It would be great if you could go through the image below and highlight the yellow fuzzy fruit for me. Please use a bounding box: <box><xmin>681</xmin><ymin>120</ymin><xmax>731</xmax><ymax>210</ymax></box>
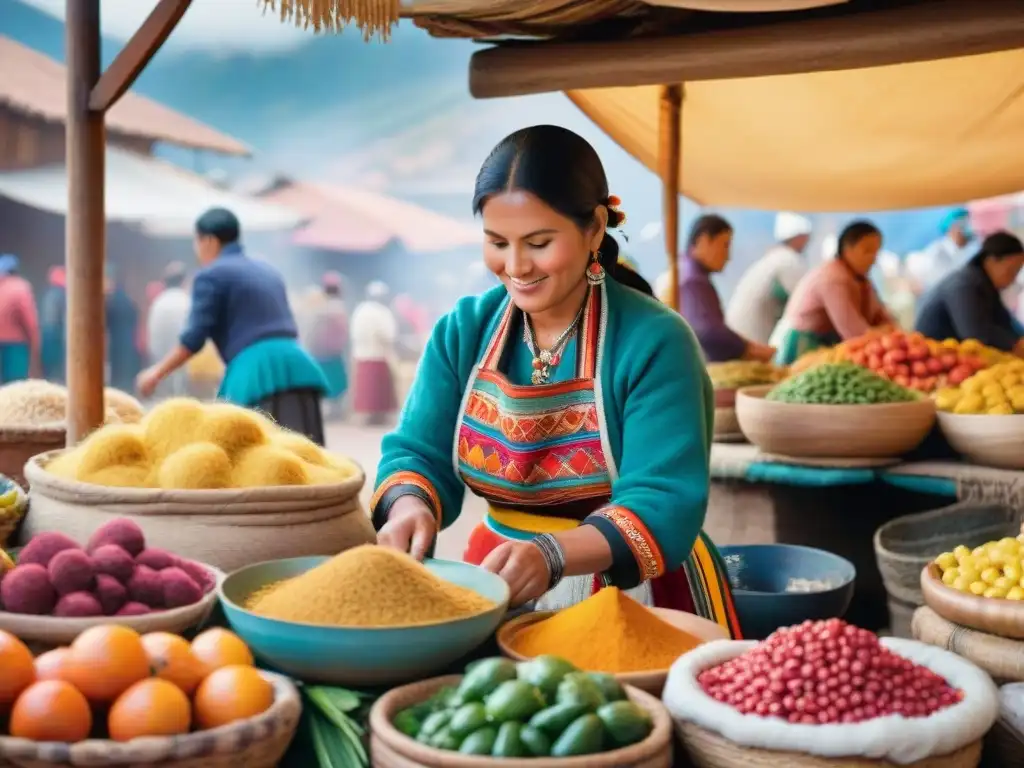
<box><xmin>1007</xmin><ymin>587</ymin><xmax>1024</xmax><ymax>600</ymax></box>
<box><xmin>994</xmin><ymin>576</ymin><xmax>1015</xmax><ymax>590</ymax></box>
<box><xmin>935</xmin><ymin>552</ymin><xmax>957</xmax><ymax>571</ymax></box>
<box><xmin>157</xmin><ymin>442</ymin><xmax>233</xmax><ymax>490</ymax></box>
<box><xmin>142</xmin><ymin>398</ymin><xmax>208</xmax><ymax>460</ymax></box>
<box><xmin>969</xmin><ymin>581</ymin><xmax>987</xmax><ymax>595</ymax></box>
<box><xmin>984</xmin><ymin>586</ymin><xmax>1008</xmax><ymax>599</ymax></box>
<box><xmin>980</xmin><ymin>567</ymin><xmax>1000</xmax><ymax>585</ymax></box>
<box><xmin>941</xmin><ymin>568</ymin><xmax>959</xmax><ymax>586</ymax></box>
<box><xmin>196</xmin><ymin>404</ymin><xmax>269</xmax><ymax>458</ymax></box>
<box><xmin>952</xmin><ymin>576</ymin><xmax>971</xmax><ymax>592</ymax></box>
<box><xmin>77</xmin><ymin>425</ymin><xmax>149</xmax><ymax>476</ymax></box>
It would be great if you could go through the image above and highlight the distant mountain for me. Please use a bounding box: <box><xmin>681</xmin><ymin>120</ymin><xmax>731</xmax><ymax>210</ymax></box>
<box><xmin>1</xmin><ymin>0</ymin><xmax>961</xmax><ymax>285</ymax></box>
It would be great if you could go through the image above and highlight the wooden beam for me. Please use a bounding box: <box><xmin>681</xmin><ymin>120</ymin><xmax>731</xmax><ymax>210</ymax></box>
<box><xmin>65</xmin><ymin>0</ymin><xmax>106</xmax><ymax>444</ymax></box>
<box><xmin>468</xmin><ymin>0</ymin><xmax>1024</xmax><ymax>98</ymax></box>
<box><xmin>89</xmin><ymin>0</ymin><xmax>193</xmax><ymax>113</ymax></box>
<box><xmin>660</xmin><ymin>85</ymin><xmax>682</xmax><ymax>312</ymax></box>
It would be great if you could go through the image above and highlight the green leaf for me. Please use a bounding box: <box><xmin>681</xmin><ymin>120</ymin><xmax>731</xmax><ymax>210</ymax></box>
<box><xmin>307</xmin><ymin>690</ymin><xmax>369</xmax><ymax>766</ymax></box>
<box><xmin>308</xmin><ymin>685</ymin><xmax>362</xmax><ymax>713</ymax></box>
<box><xmin>312</xmin><ymin>710</ymin><xmax>364</xmax><ymax>768</ymax></box>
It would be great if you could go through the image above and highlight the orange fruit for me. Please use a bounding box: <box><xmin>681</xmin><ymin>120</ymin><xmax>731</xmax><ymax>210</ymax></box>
<box><xmin>108</xmin><ymin>678</ymin><xmax>191</xmax><ymax>742</ymax></box>
<box><xmin>193</xmin><ymin>665</ymin><xmax>273</xmax><ymax>730</ymax></box>
<box><xmin>0</xmin><ymin>630</ymin><xmax>35</xmax><ymax>708</ymax></box>
<box><xmin>190</xmin><ymin>628</ymin><xmax>253</xmax><ymax>671</ymax></box>
<box><xmin>141</xmin><ymin>632</ymin><xmax>206</xmax><ymax>696</ymax></box>
<box><xmin>34</xmin><ymin>647</ymin><xmax>74</xmax><ymax>682</ymax></box>
<box><xmin>9</xmin><ymin>680</ymin><xmax>92</xmax><ymax>742</ymax></box>
<box><xmin>66</xmin><ymin>625</ymin><xmax>150</xmax><ymax>703</ymax></box>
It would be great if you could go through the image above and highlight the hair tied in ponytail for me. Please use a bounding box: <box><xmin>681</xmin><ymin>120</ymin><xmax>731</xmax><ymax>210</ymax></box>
<box><xmin>605</xmin><ymin>195</ymin><xmax>627</xmax><ymax>229</ymax></box>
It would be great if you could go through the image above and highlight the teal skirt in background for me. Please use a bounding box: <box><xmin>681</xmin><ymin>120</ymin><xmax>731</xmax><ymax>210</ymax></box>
<box><xmin>0</xmin><ymin>343</ymin><xmax>30</xmax><ymax>383</ymax></box>
<box><xmin>218</xmin><ymin>337</ymin><xmax>328</xmax><ymax>407</ymax></box>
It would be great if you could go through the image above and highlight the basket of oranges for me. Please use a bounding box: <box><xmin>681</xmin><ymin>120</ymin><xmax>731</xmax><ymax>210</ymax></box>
<box><xmin>0</xmin><ymin>625</ymin><xmax>300</xmax><ymax>768</ymax></box>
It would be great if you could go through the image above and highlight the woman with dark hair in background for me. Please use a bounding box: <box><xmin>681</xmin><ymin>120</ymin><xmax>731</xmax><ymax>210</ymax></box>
<box><xmin>373</xmin><ymin>125</ymin><xmax>740</xmax><ymax>635</ymax></box>
<box><xmin>136</xmin><ymin>207</ymin><xmax>329</xmax><ymax>444</ymax></box>
<box><xmin>679</xmin><ymin>215</ymin><xmax>775</xmax><ymax>363</ymax></box>
<box><xmin>774</xmin><ymin>220</ymin><xmax>896</xmax><ymax>365</ymax></box>
<box><xmin>915</xmin><ymin>231</ymin><xmax>1024</xmax><ymax>356</ymax></box>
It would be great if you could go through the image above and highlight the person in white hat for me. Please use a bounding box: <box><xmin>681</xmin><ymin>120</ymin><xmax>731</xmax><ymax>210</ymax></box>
<box><xmin>725</xmin><ymin>212</ymin><xmax>813</xmax><ymax>344</ymax></box>
<box><xmin>350</xmin><ymin>280</ymin><xmax>399</xmax><ymax>425</ymax></box>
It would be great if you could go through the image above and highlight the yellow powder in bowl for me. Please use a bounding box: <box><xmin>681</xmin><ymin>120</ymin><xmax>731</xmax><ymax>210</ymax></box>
<box><xmin>197</xmin><ymin>404</ymin><xmax>269</xmax><ymax>457</ymax></box>
<box><xmin>158</xmin><ymin>442</ymin><xmax>233</xmax><ymax>490</ymax></box>
<box><xmin>233</xmin><ymin>444</ymin><xmax>309</xmax><ymax>487</ymax></box>
<box><xmin>509</xmin><ymin>587</ymin><xmax>703</xmax><ymax>673</ymax></box>
<box><xmin>143</xmin><ymin>398</ymin><xmax>208</xmax><ymax>460</ymax></box>
<box><xmin>245</xmin><ymin>545</ymin><xmax>495</xmax><ymax>627</ymax></box>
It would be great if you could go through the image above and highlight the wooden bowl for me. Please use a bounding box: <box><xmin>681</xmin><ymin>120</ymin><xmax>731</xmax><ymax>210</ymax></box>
<box><xmin>936</xmin><ymin>412</ymin><xmax>1024</xmax><ymax>470</ymax></box>
<box><xmin>735</xmin><ymin>385</ymin><xmax>936</xmax><ymax>459</ymax></box>
<box><xmin>0</xmin><ymin>670</ymin><xmax>300</xmax><ymax>768</ymax></box>
<box><xmin>0</xmin><ymin>562</ymin><xmax>223</xmax><ymax>648</ymax></box>
<box><xmin>920</xmin><ymin>562</ymin><xmax>1024</xmax><ymax>640</ymax></box>
<box><xmin>496</xmin><ymin>607</ymin><xmax>728</xmax><ymax>697</ymax></box>
<box><xmin>369</xmin><ymin>674</ymin><xmax>673</xmax><ymax>768</ymax></box>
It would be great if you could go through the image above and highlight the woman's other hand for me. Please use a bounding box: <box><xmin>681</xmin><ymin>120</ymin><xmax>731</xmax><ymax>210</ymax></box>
<box><xmin>743</xmin><ymin>341</ymin><xmax>776</xmax><ymax>362</ymax></box>
<box><xmin>135</xmin><ymin>366</ymin><xmax>162</xmax><ymax>398</ymax></box>
<box><xmin>376</xmin><ymin>496</ymin><xmax>436</xmax><ymax>560</ymax></box>
<box><xmin>481</xmin><ymin>541</ymin><xmax>550</xmax><ymax>607</ymax></box>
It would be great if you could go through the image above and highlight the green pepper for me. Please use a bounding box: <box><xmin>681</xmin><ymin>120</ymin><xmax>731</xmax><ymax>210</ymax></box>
<box><xmin>459</xmin><ymin>726</ymin><xmax>498</xmax><ymax>755</ymax></box>
<box><xmin>448</xmin><ymin>702</ymin><xmax>488</xmax><ymax>740</ymax></box>
<box><xmin>392</xmin><ymin>708</ymin><xmax>422</xmax><ymax>738</ymax></box>
<box><xmin>587</xmin><ymin>672</ymin><xmax>626</xmax><ymax>702</ymax></box>
<box><xmin>484</xmin><ymin>680</ymin><xmax>546</xmax><ymax>723</ymax></box>
<box><xmin>519</xmin><ymin>725</ymin><xmax>553</xmax><ymax>756</ymax></box>
<box><xmin>455</xmin><ymin>658</ymin><xmax>517</xmax><ymax>703</ymax></box>
<box><xmin>492</xmin><ymin>721</ymin><xmax>530</xmax><ymax>757</ymax></box>
<box><xmin>555</xmin><ymin>672</ymin><xmax>605</xmax><ymax>709</ymax></box>
<box><xmin>528</xmin><ymin>703</ymin><xmax>589</xmax><ymax>737</ymax></box>
<box><xmin>550</xmin><ymin>713</ymin><xmax>605</xmax><ymax>757</ymax></box>
<box><xmin>516</xmin><ymin>655</ymin><xmax>577</xmax><ymax>699</ymax></box>
<box><xmin>416</xmin><ymin>711</ymin><xmax>451</xmax><ymax>743</ymax></box>
<box><xmin>597</xmin><ymin>700</ymin><xmax>653</xmax><ymax>746</ymax></box>
<box><xmin>429</xmin><ymin>726</ymin><xmax>461</xmax><ymax>751</ymax></box>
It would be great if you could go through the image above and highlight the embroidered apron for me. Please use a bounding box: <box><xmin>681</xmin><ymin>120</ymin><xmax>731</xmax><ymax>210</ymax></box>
<box><xmin>453</xmin><ymin>283</ymin><xmax>742</xmax><ymax>638</ymax></box>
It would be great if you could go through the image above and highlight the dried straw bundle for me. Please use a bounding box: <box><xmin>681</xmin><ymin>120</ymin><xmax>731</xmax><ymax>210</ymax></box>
<box><xmin>259</xmin><ymin>0</ymin><xmax>399</xmax><ymax>40</ymax></box>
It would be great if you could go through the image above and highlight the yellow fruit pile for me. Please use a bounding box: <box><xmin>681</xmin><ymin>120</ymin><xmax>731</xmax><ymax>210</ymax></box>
<box><xmin>45</xmin><ymin>398</ymin><xmax>360</xmax><ymax>490</ymax></box>
<box><xmin>934</xmin><ymin>359</ymin><xmax>1024</xmax><ymax>415</ymax></box>
<box><xmin>934</xmin><ymin>535</ymin><xmax>1024</xmax><ymax>599</ymax></box>
<box><xmin>706</xmin><ymin>361</ymin><xmax>787</xmax><ymax>389</ymax></box>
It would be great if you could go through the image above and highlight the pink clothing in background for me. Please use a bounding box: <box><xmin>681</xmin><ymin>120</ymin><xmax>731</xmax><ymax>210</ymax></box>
<box><xmin>393</xmin><ymin>294</ymin><xmax>429</xmax><ymax>335</ymax></box>
<box><xmin>48</xmin><ymin>266</ymin><xmax>66</xmax><ymax>289</ymax></box>
<box><xmin>0</xmin><ymin>276</ymin><xmax>40</xmax><ymax>349</ymax></box>
<box><xmin>784</xmin><ymin>258</ymin><xmax>893</xmax><ymax>340</ymax></box>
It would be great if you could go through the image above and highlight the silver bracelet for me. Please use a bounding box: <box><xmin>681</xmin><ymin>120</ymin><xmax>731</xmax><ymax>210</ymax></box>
<box><xmin>531</xmin><ymin>533</ymin><xmax>566</xmax><ymax>591</ymax></box>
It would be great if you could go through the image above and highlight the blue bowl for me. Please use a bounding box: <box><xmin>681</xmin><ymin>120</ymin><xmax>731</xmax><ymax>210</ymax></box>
<box><xmin>218</xmin><ymin>556</ymin><xmax>510</xmax><ymax>686</ymax></box>
<box><xmin>719</xmin><ymin>544</ymin><xmax>856</xmax><ymax>640</ymax></box>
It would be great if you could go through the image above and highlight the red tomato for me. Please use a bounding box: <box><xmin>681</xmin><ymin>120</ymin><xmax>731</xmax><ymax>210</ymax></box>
<box><xmin>882</xmin><ymin>363</ymin><xmax>897</xmax><ymax>377</ymax></box>
<box><xmin>939</xmin><ymin>353</ymin><xmax>958</xmax><ymax>369</ymax></box>
<box><xmin>867</xmin><ymin>354</ymin><xmax>883</xmax><ymax>370</ymax></box>
<box><xmin>850</xmin><ymin>351</ymin><xmax>867</xmax><ymax>366</ymax></box>
<box><xmin>947</xmin><ymin>365</ymin><xmax>972</xmax><ymax>385</ymax></box>
<box><xmin>894</xmin><ymin>375</ymin><xmax>911</xmax><ymax>387</ymax></box>
<box><xmin>876</xmin><ymin>369</ymin><xmax>891</xmax><ymax>380</ymax></box>
<box><xmin>880</xmin><ymin>336</ymin><xmax>898</xmax><ymax>351</ymax></box>
<box><xmin>926</xmin><ymin>358</ymin><xmax>945</xmax><ymax>374</ymax></box>
<box><xmin>922</xmin><ymin>377</ymin><xmax>937</xmax><ymax>391</ymax></box>
<box><xmin>911</xmin><ymin>361</ymin><xmax>929</xmax><ymax>377</ymax></box>
<box><xmin>895</xmin><ymin>363</ymin><xmax>911</xmax><ymax>377</ymax></box>
<box><xmin>864</xmin><ymin>341</ymin><xmax>883</xmax><ymax>357</ymax></box>
<box><xmin>907</xmin><ymin>345</ymin><xmax>929</xmax><ymax>362</ymax></box>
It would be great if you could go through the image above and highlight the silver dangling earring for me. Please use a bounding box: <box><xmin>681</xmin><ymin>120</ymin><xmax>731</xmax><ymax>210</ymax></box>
<box><xmin>586</xmin><ymin>251</ymin><xmax>606</xmax><ymax>286</ymax></box>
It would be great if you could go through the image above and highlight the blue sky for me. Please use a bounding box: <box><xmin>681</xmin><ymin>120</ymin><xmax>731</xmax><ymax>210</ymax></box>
<box><xmin>4</xmin><ymin>0</ymin><xmax>962</xmax><ymax>285</ymax></box>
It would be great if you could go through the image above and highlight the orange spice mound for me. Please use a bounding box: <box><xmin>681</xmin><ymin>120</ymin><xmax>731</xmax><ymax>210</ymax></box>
<box><xmin>510</xmin><ymin>587</ymin><xmax>702</xmax><ymax>673</ymax></box>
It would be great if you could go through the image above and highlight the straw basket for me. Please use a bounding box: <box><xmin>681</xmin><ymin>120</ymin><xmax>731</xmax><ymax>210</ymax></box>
<box><xmin>735</xmin><ymin>386</ymin><xmax>935</xmax><ymax>460</ymax></box>
<box><xmin>0</xmin><ymin>425</ymin><xmax>64</xmax><ymax>489</ymax></box>
<box><xmin>23</xmin><ymin>451</ymin><xmax>375</xmax><ymax>572</ymax></box>
<box><xmin>0</xmin><ymin>562</ymin><xmax>223</xmax><ymax>649</ymax></box>
<box><xmin>936</xmin><ymin>412</ymin><xmax>1024</xmax><ymax>470</ymax></box>
<box><xmin>911</xmin><ymin>607</ymin><xmax>1024</xmax><ymax>684</ymax></box>
<box><xmin>873</xmin><ymin>503</ymin><xmax>1024</xmax><ymax>638</ymax></box>
<box><xmin>920</xmin><ymin>563</ymin><xmax>1024</xmax><ymax>640</ymax></box>
<box><xmin>0</xmin><ymin>671</ymin><xmax>300</xmax><ymax>768</ymax></box>
<box><xmin>675</xmin><ymin>721</ymin><xmax>981</xmax><ymax>768</ymax></box>
<box><xmin>665</xmin><ymin>639</ymin><xmax>995</xmax><ymax>768</ymax></box>
<box><xmin>495</xmin><ymin>607</ymin><xmax>728</xmax><ymax>697</ymax></box>
<box><xmin>369</xmin><ymin>675</ymin><xmax>672</xmax><ymax>768</ymax></box>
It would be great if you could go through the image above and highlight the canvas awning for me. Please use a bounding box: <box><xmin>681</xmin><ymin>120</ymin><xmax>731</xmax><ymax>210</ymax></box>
<box><xmin>0</xmin><ymin>147</ymin><xmax>303</xmax><ymax>235</ymax></box>
<box><xmin>566</xmin><ymin>48</ymin><xmax>1024</xmax><ymax>211</ymax></box>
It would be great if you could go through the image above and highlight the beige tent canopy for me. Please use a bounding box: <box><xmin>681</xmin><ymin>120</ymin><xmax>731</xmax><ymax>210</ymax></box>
<box><xmin>567</xmin><ymin>48</ymin><xmax>1024</xmax><ymax>211</ymax></box>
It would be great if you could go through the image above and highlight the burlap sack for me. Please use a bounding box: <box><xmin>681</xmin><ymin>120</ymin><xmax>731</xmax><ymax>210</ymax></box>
<box><xmin>22</xmin><ymin>451</ymin><xmax>376</xmax><ymax>572</ymax></box>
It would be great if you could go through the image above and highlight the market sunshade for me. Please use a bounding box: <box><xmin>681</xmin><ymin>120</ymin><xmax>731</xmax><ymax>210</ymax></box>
<box><xmin>567</xmin><ymin>49</ymin><xmax>1024</xmax><ymax>212</ymax></box>
<box><xmin>0</xmin><ymin>147</ymin><xmax>303</xmax><ymax>235</ymax></box>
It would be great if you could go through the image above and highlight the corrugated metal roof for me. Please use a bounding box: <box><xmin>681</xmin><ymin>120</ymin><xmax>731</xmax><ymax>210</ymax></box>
<box><xmin>0</xmin><ymin>36</ymin><xmax>249</xmax><ymax>157</ymax></box>
<box><xmin>0</xmin><ymin>146</ymin><xmax>301</xmax><ymax>234</ymax></box>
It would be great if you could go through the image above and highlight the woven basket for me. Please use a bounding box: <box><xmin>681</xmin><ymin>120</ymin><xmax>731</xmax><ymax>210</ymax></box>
<box><xmin>676</xmin><ymin>721</ymin><xmax>982</xmax><ymax>768</ymax></box>
<box><xmin>0</xmin><ymin>426</ymin><xmax>65</xmax><ymax>489</ymax></box>
<box><xmin>0</xmin><ymin>670</ymin><xmax>300</xmax><ymax>768</ymax></box>
<box><xmin>0</xmin><ymin>562</ymin><xmax>223</xmax><ymax>650</ymax></box>
<box><xmin>23</xmin><ymin>451</ymin><xmax>375</xmax><ymax>572</ymax></box>
<box><xmin>911</xmin><ymin>607</ymin><xmax>1024</xmax><ymax>683</ymax></box>
<box><xmin>369</xmin><ymin>675</ymin><xmax>673</xmax><ymax>768</ymax></box>
<box><xmin>873</xmin><ymin>503</ymin><xmax>1024</xmax><ymax>636</ymax></box>
<box><xmin>495</xmin><ymin>608</ymin><xmax>728</xmax><ymax>698</ymax></box>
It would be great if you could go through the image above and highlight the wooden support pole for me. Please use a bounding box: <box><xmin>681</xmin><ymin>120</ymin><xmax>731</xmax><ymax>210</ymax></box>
<box><xmin>89</xmin><ymin>0</ymin><xmax>193</xmax><ymax>112</ymax></box>
<box><xmin>467</xmin><ymin>0</ymin><xmax>1024</xmax><ymax>99</ymax></box>
<box><xmin>65</xmin><ymin>0</ymin><xmax>106</xmax><ymax>445</ymax></box>
<box><xmin>660</xmin><ymin>85</ymin><xmax>682</xmax><ymax>312</ymax></box>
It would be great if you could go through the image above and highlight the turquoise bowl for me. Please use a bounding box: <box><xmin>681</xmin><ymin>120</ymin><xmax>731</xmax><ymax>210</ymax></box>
<box><xmin>218</xmin><ymin>556</ymin><xmax>510</xmax><ymax>686</ymax></box>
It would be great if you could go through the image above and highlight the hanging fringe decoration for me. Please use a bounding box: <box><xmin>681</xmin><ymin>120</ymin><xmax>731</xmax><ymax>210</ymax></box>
<box><xmin>259</xmin><ymin>0</ymin><xmax>400</xmax><ymax>41</ymax></box>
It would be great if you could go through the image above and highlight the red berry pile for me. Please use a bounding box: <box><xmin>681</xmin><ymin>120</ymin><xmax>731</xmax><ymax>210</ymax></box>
<box><xmin>698</xmin><ymin>619</ymin><xmax>964</xmax><ymax>725</ymax></box>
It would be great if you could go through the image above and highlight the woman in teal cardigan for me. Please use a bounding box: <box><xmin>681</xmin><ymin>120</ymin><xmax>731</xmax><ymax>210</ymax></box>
<box><xmin>373</xmin><ymin>125</ymin><xmax>740</xmax><ymax>637</ymax></box>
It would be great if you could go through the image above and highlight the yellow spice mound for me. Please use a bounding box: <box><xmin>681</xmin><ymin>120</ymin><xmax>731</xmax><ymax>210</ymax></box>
<box><xmin>233</xmin><ymin>444</ymin><xmax>309</xmax><ymax>487</ymax></box>
<box><xmin>196</xmin><ymin>404</ymin><xmax>269</xmax><ymax>457</ymax></box>
<box><xmin>142</xmin><ymin>398</ymin><xmax>208</xmax><ymax>460</ymax></box>
<box><xmin>158</xmin><ymin>442</ymin><xmax>233</xmax><ymax>490</ymax></box>
<box><xmin>246</xmin><ymin>545</ymin><xmax>495</xmax><ymax>627</ymax></box>
<box><xmin>46</xmin><ymin>398</ymin><xmax>360</xmax><ymax>491</ymax></box>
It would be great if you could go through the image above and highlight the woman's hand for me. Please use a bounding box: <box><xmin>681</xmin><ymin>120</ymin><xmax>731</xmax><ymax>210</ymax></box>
<box><xmin>376</xmin><ymin>497</ymin><xmax>436</xmax><ymax>560</ymax></box>
<box><xmin>135</xmin><ymin>366</ymin><xmax>162</xmax><ymax>398</ymax></box>
<box><xmin>481</xmin><ymin>541</ymin><xmax>551</xmax><ymax>608</ymax></box>
<box><xmin>743</xmin><ymin>341</ymin><xmax>776</xmax><ymax>362</ymax></box>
